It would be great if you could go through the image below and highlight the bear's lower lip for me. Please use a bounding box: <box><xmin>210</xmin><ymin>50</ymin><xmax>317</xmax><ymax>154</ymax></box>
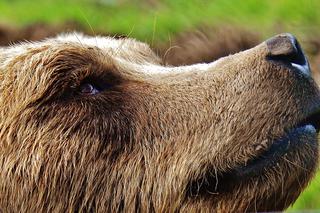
<box><xmin>230</xmin><ymin>124</ymin><xmax>317</xmax><ymax>178</ymax></box>
<box><xmin>224</xmin><ymin>109</ymin><xmax>320</xmax><ymax>179</ymax></box>
<box><xmin>187</xmin><ymin>111</ymin><xmax>320</xmax><ymax>197</ymax></box>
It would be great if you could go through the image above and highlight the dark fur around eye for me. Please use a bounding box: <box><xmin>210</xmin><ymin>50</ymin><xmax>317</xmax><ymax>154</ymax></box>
<box><xmin>78</xmin><ymin>77</ymin><xmax>114</xmax><ymax>95</ymax></box>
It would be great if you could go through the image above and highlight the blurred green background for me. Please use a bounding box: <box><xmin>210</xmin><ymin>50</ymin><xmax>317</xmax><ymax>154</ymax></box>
<box><xmin>1</xmin><ymin>0</ymin><xmax>320</xmax><ymax>42</ymax></box>
<box><xmin>0</xmin><ymin>0</ymin><xmax>319</xmax><ymax>211</ymax></box>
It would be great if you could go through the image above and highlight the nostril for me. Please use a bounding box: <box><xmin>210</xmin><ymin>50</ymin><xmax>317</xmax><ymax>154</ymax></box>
<box><xmin>266</xmin><ymin>33</ymin><xmax>306</xmax><ymax>66</ymax></box>
<box><xmin>266</xmin><ymin>33</ymin><xmax>310</xmax><ymax>75</ymax></box>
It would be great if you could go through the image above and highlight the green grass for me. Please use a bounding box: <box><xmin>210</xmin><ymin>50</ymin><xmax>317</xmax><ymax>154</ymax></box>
<box><xmin>0</xmin><ymin>0</ymin><xmax>320</xmax><ymax>43</ymax></box>
<box><xmin>0</xmin><ymin>0</ymin><xmax>320</xmax><ymax>210</ymax></box>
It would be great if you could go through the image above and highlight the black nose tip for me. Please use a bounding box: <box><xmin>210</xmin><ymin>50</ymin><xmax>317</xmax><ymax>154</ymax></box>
<box><xmin>266</xmin><ymin>33</ymin><xmax>309</xmax><ymax>74</ymax></box>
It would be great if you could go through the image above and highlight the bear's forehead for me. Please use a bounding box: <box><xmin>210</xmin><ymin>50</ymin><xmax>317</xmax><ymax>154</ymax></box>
<box><xmin>0</xmin><ymin>33</ymin><xmax>163</xmax><ymax>71</ymax></box>
<box><xmin>0</xmin><ymin>33</ymin><xmax>224</xmax><ymax>76</ymax></box>
<box><xmin>1</xmin><ymin>33</ymin><xmax>150</xmax><ymax>59</ymax></box>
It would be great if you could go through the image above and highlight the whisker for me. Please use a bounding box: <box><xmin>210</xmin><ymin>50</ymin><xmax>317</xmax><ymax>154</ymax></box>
<box><xmin>73</xmin><ymin>32</ymin><xmax>84</xmax><ymax>48</ymax></box>
<box><xmin>78</xmin><ymin>8</ymin><xmax>98</xmax><ymax>46</ymax></box>
<box><xmin>281</xmin><ymin>156</ymin><xmax>310</xmax><ymax>172</ymax></box>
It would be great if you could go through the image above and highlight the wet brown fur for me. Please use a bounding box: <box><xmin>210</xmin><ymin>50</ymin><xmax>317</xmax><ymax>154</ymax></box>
<box><xmin>0</xmin><ymin>33</ymin><xmax>319</xmax><ymax>212</ymax></box>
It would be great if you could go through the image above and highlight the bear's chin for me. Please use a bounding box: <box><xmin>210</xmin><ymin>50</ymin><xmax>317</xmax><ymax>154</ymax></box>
<box><xmin>229</xmin><ymin>124</ymin><xmax>318</xmax><ymax>179</ymax></box>
<box><xmin>186</xmin><ymin>113</ymin><xmax>320</xmax><ymax>210</ymax></box>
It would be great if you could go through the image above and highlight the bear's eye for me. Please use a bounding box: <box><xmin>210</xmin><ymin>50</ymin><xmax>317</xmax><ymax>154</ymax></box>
<box><xmin>76</xmin><ymin>74</ymin><xmax>117</xmax><ymax>96</ymax></box>
<box><xmin>79</xmin><ymin>83</ymin><xmax>100</xmax><ymax>95</ymax></box>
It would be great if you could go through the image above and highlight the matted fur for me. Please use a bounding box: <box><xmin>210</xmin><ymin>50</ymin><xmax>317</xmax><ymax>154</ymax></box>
<box><xmin>0</xmin><ymin>33</ymin><xmax>319</xmax><ymax>212</ymax></box>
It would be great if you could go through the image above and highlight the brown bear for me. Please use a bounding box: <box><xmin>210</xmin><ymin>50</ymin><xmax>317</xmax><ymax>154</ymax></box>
<box><xmin>0</xmin><ymin>33</ymin><xmax>319</xmax><ymax>212</ymax></box>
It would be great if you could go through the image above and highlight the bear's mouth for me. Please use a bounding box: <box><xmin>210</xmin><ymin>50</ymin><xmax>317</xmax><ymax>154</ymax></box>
<box><xmin>187</xmin><ymin>109</ymin><xmax>320</xmax><ymax>197</ymax></box>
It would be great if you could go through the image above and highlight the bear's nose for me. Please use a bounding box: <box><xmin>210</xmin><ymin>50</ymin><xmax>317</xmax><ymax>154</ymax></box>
<box><xmin>266</xmin><ymin>33</ymin><xmax>310</xmax><ymax>76</ymax></box>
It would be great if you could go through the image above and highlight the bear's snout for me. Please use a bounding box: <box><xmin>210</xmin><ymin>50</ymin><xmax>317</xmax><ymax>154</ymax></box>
<box><xmin>266</xmin><ymin>33</ymin><xmax>310</xmax><ymax>76</ymax></box>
